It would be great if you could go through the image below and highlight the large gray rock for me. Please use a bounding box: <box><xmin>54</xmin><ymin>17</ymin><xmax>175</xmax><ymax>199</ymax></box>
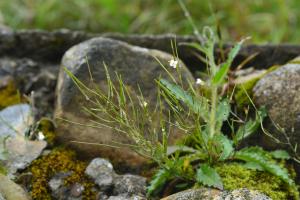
<box><xmin>161</xmin><ymin>188</ymin><xmax>271</xmax><ymax>200</ymax></box>
<box><xmin>0</xmin><ymin>104</ymin><xmax>32</xmax><ymax>137</ymax></box>
<box><xmin>0</xmin><ymin>104</ymin><xmax>47</xmax><ymax>178</ymax></box>
<box><xmin>55</xmin><ymin>37</ymin><xmax>194</xmax><ymax>167</ymax></box>
<box><xmin>253</xmin><ymin>57</ymin><xmax>300</xmax><ymax>151</ymax></box>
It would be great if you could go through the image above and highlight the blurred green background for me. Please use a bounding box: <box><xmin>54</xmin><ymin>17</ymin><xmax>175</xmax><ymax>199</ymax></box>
<box><xmin>0</xmin><ymin>0</ymin><xmax>299</xmax><ymax>43</ymax></box>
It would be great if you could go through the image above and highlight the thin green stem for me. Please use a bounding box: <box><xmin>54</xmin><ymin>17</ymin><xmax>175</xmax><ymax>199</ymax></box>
<box><xmin>209</xmin><ymin>85</ymin><xmax>218</xmax><ymax>138</ymax></box>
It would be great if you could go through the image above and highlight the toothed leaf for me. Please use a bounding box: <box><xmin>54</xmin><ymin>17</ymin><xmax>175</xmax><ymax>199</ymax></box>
<box><xmin>147</xmin><ymin>168</ymin><xmax>170</xmax><ymax>197</ymax></box>
<box><xmin>235</xmin><ymin>147</ymin><xmax>295</xmax><ymax>186</ymax></box>
<box><xmin>196</xmin><ymin>164</ymin><xmax>223</xmax><ymax>190</ymax></box>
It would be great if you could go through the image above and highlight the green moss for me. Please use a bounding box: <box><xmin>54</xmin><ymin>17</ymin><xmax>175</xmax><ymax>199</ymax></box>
<box><xmin>215</xmin><ymin>163</ymin><xmax>299</xmax><ymax>200</ymax></box>
<box><xmin>235</xmin><ymin>65</ymin><xmax>280</xmax><ymax>107</ymax></box>
<box><xmin>0</xmin><ymin>79</ymin><xmax>21</xmax><ymax>109</ymax></box>
<box><xmin>29</xmin><ymin>148</ymin><xmax>96</xmax><ymax>200</ymax></box>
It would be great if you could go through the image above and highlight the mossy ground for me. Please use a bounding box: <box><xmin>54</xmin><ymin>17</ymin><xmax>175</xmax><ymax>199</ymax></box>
<box><xmin>0</xmin><ymin>79</ymin><xmax>21</xmax><ymax>109</ymax></box>
<box><xmin>28</xmin><ymin>148</ymin><xmax>96</xmax><ymax>200</ymax></box>
<box><xmin>215</xmin><ymin>163</ymin><xmax>299</xmax><ymax>200</ymax></box>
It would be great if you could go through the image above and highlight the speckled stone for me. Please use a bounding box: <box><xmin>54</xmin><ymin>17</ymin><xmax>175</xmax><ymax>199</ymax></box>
<box><xmin>253</xmin><ymin>58</ymin><xmax>300</xmax><ymax>151</ymax></box>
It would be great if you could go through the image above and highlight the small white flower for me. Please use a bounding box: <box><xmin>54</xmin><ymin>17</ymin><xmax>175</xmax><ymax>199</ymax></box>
<box><xmin>142</xmin><ymin>101</ymin><xmax>148</xmax><ymax>107</ymax></box>
<box><xmin>196</xmin><ymin>78</ymin><xmax>205</xmax><ymax>86</ymax></box>
<box><xmin>169</xmin><ymin>59</ymin><xmax>178</xmax><ymax>68</ymax></box>
<box><xmin>37</xmin><ymin>131</ymin><xmax>45</xmax><ymax>141</ymax></box>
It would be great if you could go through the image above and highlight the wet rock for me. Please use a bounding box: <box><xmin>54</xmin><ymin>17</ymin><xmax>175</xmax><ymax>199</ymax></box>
<box><xmin>113</xmin><ymin>174</ymin><xmax>146</xmax><ymax>196</ymax></box>
<box><xmin>253</xmin><ymin>57</ymin><xmax>300</xmax><ymax>152</ymax></box>
<box><xmin>0</xmin><ymin>174</ymin><xmax>31</xmax><ymax>200</ymax></box>
<box><xmin>55</xmin><ymin>37</ymin><xmax>194</xmax><ymax>167</ymax></box>
<box><xmin>0</xmin><ymin>104</ymin><xmax>47</xmax><ymax>178</ymax></box>
<box><xmin>161</xmin><ymin>188</ymin><xmax>271</xmax><ymax>200</ymax></box>
<box><xmin>85</xmin><ymin>158</ymin><xmax>115</xmax><ymax>191</ymax></box>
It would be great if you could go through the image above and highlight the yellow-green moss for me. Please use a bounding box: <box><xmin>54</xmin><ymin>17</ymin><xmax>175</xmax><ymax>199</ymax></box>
<box><xmin>29</xmin><ymin>148</ymin><xmax>96</xmax><ymax>200</ymax></box>
<box><xmin>37</xmin><ymin>118</ymin><xmax>56</xmax><ymax>145</ymax></box>
<box><xmin>0</xmin><ymin>79</ymin><xmax>21</xmax><ymax>109</ymax></box>
<box><xmin>0</xmin><ymin>164</ymin><xmax>7</xmax><ymax>175</ymax></box>
<box><xmin>215</xmin><ymin>163</ymin><xmax>299</xmax><ymax>200</ymax></box>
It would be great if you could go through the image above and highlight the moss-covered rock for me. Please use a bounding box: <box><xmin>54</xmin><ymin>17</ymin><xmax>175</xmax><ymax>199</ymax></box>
<box><xmin>234</xmin><ymin>66</ymin><xmax>279</xmax><ymax>107</ymax></box>
<box><xmin>0</xmin><ymin>76</ymin><xmax>21</xmax><ymax>110</ymax></box>
<box><xmin>28</xmin><ymin>148</ymin><xmax>96</xmax><ymax>200</ymax></box>
<box><xmin>216</xmin><ymin>163</ymin><xmax>299</xmax><ymax>200</ymax></box>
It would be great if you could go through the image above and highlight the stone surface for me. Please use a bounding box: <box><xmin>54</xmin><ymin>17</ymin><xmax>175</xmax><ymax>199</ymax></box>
<box><xmin>226</xmin><ymin>188</ymin><xmax>271</xmax><ymax>200</ymax></box>
<box><xmin>161</xmin><ymin>188</ymin><xmax>271</xmax><ymax>200</ymax></box>
<box><xmin>85</xmin><ymin>158</ymin><xmax>115</xmax><ymax>191</ymax></box>
<box><xmin>0</xmin><ymin>104</ymin><xmax>32</xmax><ymax>137</ymax></box>
<box><xmin>0</xmin><ymin>104</ymin><xmax>47</xmax><ymax>178</ymax></box>
<box><xmin>54</xmin><ymin>37</ymin><xmax>194</xmax><ymax>167</ymax></box>
<box><xmin>0</xmin><ymin>174</ymin><xmax>31</xmax><ymax>200</ymax></box>
<box><xmin>113</xmin><ymin>174</ymin><xmax>146</xmax><ymax>197</ymax></box>
<box><xmin>1</xmin><ymin>29</ymin><xmax>300</xmax><ymax>71</ymax></box>
<box><xmin>85</xmin><ymin>158</ymin><xmax>146</xmax><ymax>199</ymax></box>
<box><xmin>107</xmin><ymin>195</ymin><xmax>145</xmax><ymax>200</ymax></box>
<box><xmin>253</xmin><ymin>57</ymin><xmax>300</xmax><ymax>151</ymax></box>
<box><xmin>0</xmin><ymin>58</ymin><xmax>57</xmax><ymax>118</ymax></box>
<box><xmin>49</xmin><ymin>172</ymin><xmax>72</xmax><ymax>192</ymax></box>
<box><xmin>49</xmin><ymin>172</ymin><xmax>85</xmax><ymax>200</ymax></box>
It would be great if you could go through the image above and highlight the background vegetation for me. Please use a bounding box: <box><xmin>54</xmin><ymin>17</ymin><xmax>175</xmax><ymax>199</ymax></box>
<box><xmin>0</xmin><ymin>0</ymin><xmax>299</xmax><ymax>43</ymax></box>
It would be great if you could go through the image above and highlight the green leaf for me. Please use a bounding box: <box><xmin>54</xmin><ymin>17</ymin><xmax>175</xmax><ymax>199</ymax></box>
<box><xmin>270</xmin><ymin>150</ymin><xmax>290</xmax><ymax>160</ymax></box>
<box><xmin>212</xmin><ymin>62</ymin><xmax>230</xmax><ymax>85</ymax></box>
<box><xmin>196</xmin><ymin>164</ymin><xmax>223</xmax><ymax>190</ymax></box>
<box><xmin>147</xmin><ymin>168</ymin><xmax>170</xmax><ymax>197</ymax></box>
<box><xmin>159</xmin><ymin>79</ymin><xmax>209</xmax><ymax>120</ymax></box>
<box><xmin>227</xmin><ymin>39</ymin><xmax>244</xmax><ymax>64</ymax></box>
<box><xmin>215</xmin><ymin>134</ymin><xmax>234</xmax><ymax>161</ymax></box>
<box><xmin>234</xmin><ymin>107</ymin><xmax>267</xmax><ymax>143</ymax></box>
<box><xmin>235</xmin><ymin>147</ymin><xmax>295</xmax><ymax>186</ymax></box>
<box><xmin>212</xmin><ymin>38</ymin><xmax>246</xmax><ymax>85</ymax></box>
